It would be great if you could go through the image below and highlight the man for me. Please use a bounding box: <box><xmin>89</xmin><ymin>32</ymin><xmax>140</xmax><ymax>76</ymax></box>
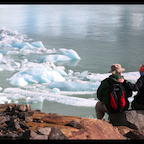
<box><xmin>118</xmin><ymin>64</ymin><xmax>144</xmax><ymax>110</ymax></box>
<box><xmin>95</xmin><ymin>64</ymin><xmax>132</xmax><ymax>120</ymax></box>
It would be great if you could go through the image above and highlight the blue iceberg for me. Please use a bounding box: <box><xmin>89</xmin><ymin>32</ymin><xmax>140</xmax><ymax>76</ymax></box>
<box><xmin>49</xmin><ymin>81</ymin><xmax>99</xmax><ymax>91</ymax></box>
<box><xmin>39</xmin><ymin>49</ymin><xmax>81</xmax><ymax>63</ymax></box>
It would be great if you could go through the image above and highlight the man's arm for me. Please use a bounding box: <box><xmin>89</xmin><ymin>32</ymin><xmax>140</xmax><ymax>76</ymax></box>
<box><xmin>118</xmin><ymin>74</ymin><xmax>144</xmax><ymax>91</ymax></box>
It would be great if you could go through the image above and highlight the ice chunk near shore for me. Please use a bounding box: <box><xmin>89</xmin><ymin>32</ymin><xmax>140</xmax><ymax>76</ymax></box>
<box><xmin>26</xmin><ymin>96</ymin><xmax>43</xmax><ymax>103</ymax></box>
<box><xmin>0</xmin><ymin>94</ymin><xmax>11</xmax><ymax>104</ymax></box>
<box><xmin>3</xmin><ymin>88</ymin><xmax>97</xmax><ymax>107</ymax></box>
<box><xmin>0</xmin><ymin>87</ymin><xmax>2</xmax><ymax>92</ymax></box>
<box><xmin>9</xmin><ymin>64</ymin><xmax>65</xmax><ymax>86</ymax></box>
<box><xmin>0</xmin><ymin>53</ymin><xmax>5</xmax><ymax>62</ymax></box>
<box><xmin>21</xmin><ymin>62</ymin><xmax>67</xmax><ymax>77</ymax></box>
<box><xmin>0</xmin><ymin>53</ymin><xmax>16</xmax><ymax>71</ymax></box>
<box><xmin>39</xmin><ymin>49</ymin><xmax>81</xmax><ymax>63</ymax></box>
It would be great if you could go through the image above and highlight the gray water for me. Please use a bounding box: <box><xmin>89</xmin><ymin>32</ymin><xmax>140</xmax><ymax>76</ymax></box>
<box><xmin>0</xmin><ymin>4</ymin><xmax>144</xmax><ymax>118</ymax></box>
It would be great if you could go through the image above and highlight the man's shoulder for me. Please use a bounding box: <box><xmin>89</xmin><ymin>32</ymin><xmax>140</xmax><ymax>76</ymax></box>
<box><xmin>102</xmin><ymin>77</ymin><xmax>110</xmax><ymax>83</ymax></box>
<box><xmin>100</xmin><ymin>78</ymin><xmax>110</xmax><ymax>86</ymax></box>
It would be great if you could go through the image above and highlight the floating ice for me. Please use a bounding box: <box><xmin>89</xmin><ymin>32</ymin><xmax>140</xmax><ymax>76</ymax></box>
<box><xmin>0</xmin><ymin>27</ymin><xmax>141</xmax><ymax>110</ymax></box>
<box><xmin>26</xmin><ymin>96</ymin><xmax>43</xmax><ymax>103</ymax></box>
<box><xmin>79</xmin><ymin>71</ymin><xmax>88</xmax><ymax>78</ymax></box>
<box><xmin>78</xmin><ymin>71</ymin><xmax>140</xmax><ymax>83</ymax></box>
<box><xmin>40</xmin><ymin>55</ymin><xmax>71</xmax><ymax>63</ymax></box>
<box><xmin>0</xmin><ymin>27</ymin><xmax>46</xmax><ymax>55</ymax></box>
<box><xmin>122</xmin><ymin>72</ymin><xmax>140</xmax><ymax>83</ymax></box>
<box><xmin>0</xmin><ymin>93</ymin><xmax>11</xmax><ymax>104</ymax></box>
<box><xmin>0</xmin><ymin>27</ymin><xmax>28</xmax><ymax>47</ymax></box>
<box><xmin>39</xmin><ymin>49</ymin><xmax>81</xmax><ymax>63</ymax></box>
<box><xmin>46</xmin><ymin>48</ymin><xmax>56</xmax><ymax>54</ymax></box>
<box><xmin>53</xmin><ymin>67</ymin><xmax>68</xmax><ymax>76</ymax></box>
<box><xmin>31</xmin><ymin>41</ymin><xmax>45</xmax><ymax>48</ymax></box>
<box><xmin>0</xmin><ymin>53</ymin><xmax>18</xmax><ymax>71</ymax></box>
<box><xmin>51</xmin><ymin>88</ymin><xmax>60</xmax><ymax>93</ymax></box>
<box><xmin>0</xmin><ymin>53</ymin><xmax>5</xmax><ymax>63</ymax></box>
<box><xmin>12</xmin><ymin>42</ymin><xmax>35</xmax><ymax>49</ymax></box>
<box><xmin>49</xmin><ymin>81</ymin><xmax>99</xmax><ymax>91</ymax></box>
<box><xmin>59</xmin><ymin>48</ymin><xmax>81</xmax><ymax>60</ymax></box>
<box><xmin>48</xmin><ymin>71</ymin><xmax>140</xmax><ymax>92</ymax></box>
<box><xmin>9</xmin><ymin>64</ymin><xmax>65</xmax><ymax>86</ymax></box>
<box><xmin>3</xmin><ymin>88</ymin><xmax>97</xmax><ymax>107</ymax></box>
<box><xmin>13</xmin><ymin>41</ymin><xmax>47</xmax><ymax>51</ymax></box>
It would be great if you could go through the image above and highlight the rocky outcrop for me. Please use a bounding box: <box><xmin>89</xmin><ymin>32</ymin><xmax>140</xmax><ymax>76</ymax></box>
<box><xmin>117</xmin><ymin>126</ymin><xmax>144</xmax><ymax>140</ymax></box>
<box><xmin>108</xmin><ymin>110</ymin><xmax>144</xmax><ymax>140</ymax></box>
<box><xmin>125</xmin><ymin>110</ymin><xmax>144</xmax><ymax>130</ymax></box>
<box><xmin>0</xmin><ymin>103</ymin><xmax>125</xmax><ymax>140</ymax></box>
<box><xmin>2</xmin><ymin>103</ymin><xmax>144</xmax><ymax>140</ymax></box>
<box><xmin>109</xmin><ymin>110</ymin><xmax>144</xmax><ymax>131</ymax></box>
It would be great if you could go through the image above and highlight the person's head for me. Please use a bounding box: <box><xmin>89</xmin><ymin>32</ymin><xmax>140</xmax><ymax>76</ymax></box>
<box><xmin>109</xmin><ymin>64</ymin><xmax>125</xmax><ymax>75</ymax></box>
<box><xmin>139</xmin><ymin>64</ymin><xmax>144</xmax><ymax>75</ymax></box>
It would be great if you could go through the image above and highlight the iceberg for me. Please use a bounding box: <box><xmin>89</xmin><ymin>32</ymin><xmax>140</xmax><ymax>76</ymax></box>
<box><xmin>12</xmin><ymin>42</ymin><xmax>35</xmax><ymax>49</ymax></box>
<box><xmin>31</xmin><ymin>41</ymin><xmax>45</xmax><ymax>48</ymax></box>
<box><xmin>9</xmin><ymin>64</ymin><xmax>65</xmax><ymax>86</ymax></box>
<box><xmin>0</xmin><ymin>27</ymin><xmax>28</xmax><ymax>48</ymax></box>
<box><xmin>46</xmin><ymin>48</ymin><xmax>56</xmax><ymax>54</ymax></box>
<box><xmin>49</xmin><ymin>81</ymin><xmax>99</xmax><ymax>91</ymax></box>
<box><xmin>0</xmin><ymin>53</ymin><xmax>18</xmax><ymax>71</ymax></box>
<box><xmin>59</xmin><ymin>48</ymin><xmax>81</xmax><ymax>60</ymax></box>
<box><xmin>53</xmin><ymin>67</ymin><xmax>68</xmax><ymax>76</ymax></box>
<box><xmin>0</xmin><ymin>27</ymin><xmax>46</xmax><ymax>55</ymax></box>
<box><xmin>26</xmin><ymin>96</ymin><xmax>43</xmax><ymax>103</ymax></box>
<box><xmin>39</xmin><ymin>49</ymin><xmax>81</xmax><ymax>63</ymax></box>
<box><xmin>0</xmin><ymin>96</ymin><xmax>10</xmax><ymax>104</ymax></box>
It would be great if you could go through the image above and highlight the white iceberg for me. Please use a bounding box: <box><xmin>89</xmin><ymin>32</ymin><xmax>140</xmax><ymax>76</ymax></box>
<box><xmin>9</xmin><ymin>64</ymin><xmax>65</xmax><ymax>86</ymax></box>
<box><xmin>49</xmin><ymin>81</ymin><xmax>99</xmax><ymax>91</ymax></box>
<box><xmin>0</xmin><ymin>27</ymin><xmax>46</xmax><ymax>55</ymax></box>
<box><xmin>53</xmin><ymin>67</ymin><xmax>68</xmax><ymax>76</ymax></box>
<box><xmin>39</xmin><ymin>49</ymin><xmax>81</xmax><ymax>63</ymax></box>
<box><xmin>31</xmin><ymin>41</ymin><xmax>45</xmax><ymax>48</ymax></box>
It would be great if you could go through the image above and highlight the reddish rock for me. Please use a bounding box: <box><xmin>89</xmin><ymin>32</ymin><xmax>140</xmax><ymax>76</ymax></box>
<box><xmin>124</xmin><ymin>130</ymin><xmax>144</xmax><ymax>140</ymax></box>
<box><xmin>27</xmin><ymin>113</ymin><xmax>125</xmax><ymax>140</ymax></box>
<box><xmin>69</xmin><ymin>119</ymin><xmax>125</xmax><ymax>140</ymax></box>
<box><xmin>116</xmin><ymin>126</ymin><xmax>144</xmax><ymax>140</ymax></box>
<box><xmin>0</xmin><ymin>104</ymin><xmax>126</xmax><ymax>140</ymax></box>
<box><xmin>116</xmin><ymin>126</ymin><xmax>132</xmax><ymax>136</ymax></box>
